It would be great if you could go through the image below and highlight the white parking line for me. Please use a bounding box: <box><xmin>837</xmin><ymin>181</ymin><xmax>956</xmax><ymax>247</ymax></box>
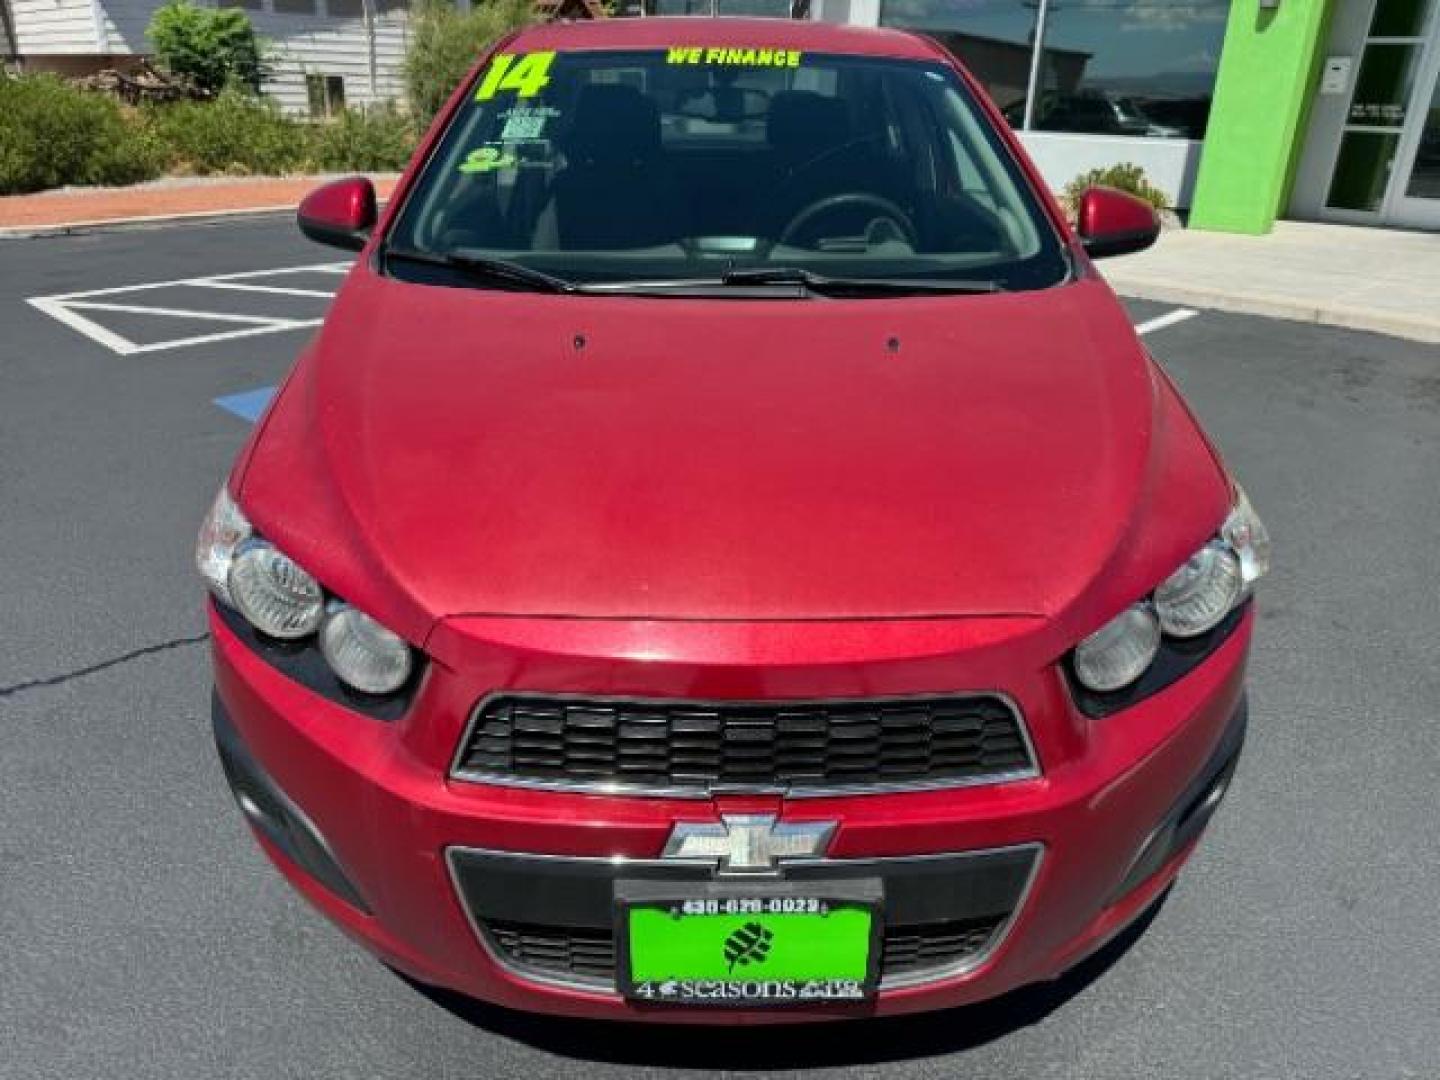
<box><xmin>32</xmin><ymin>261</ymin><xmax>352</xmax><ymax>302</ymax></box>
<box><xmin>56</xmin><ymin>300</ymin><xmax>314</xmax><ymax>324</ymax></box>
<box><xmin>27</xmin><ymin>297</ymin><xmax>141</xmax><ymax>356</ymax></box>
<box><xmin>26</xmin><ymin>260</ymin><xmax>350</xmax><ymax>355</ymax></box>
<box><xmin>187</xmin><ymin>280</ymin><xmax>337</xmax><ymax>299</ymax></box>
<box><xmin>44</xmin><ymin>299</ymin><xmax>324</xmax><ymax>356</ymax></box>
<box><xmin>1135</xmin><ymin>308</ymin><xmax>1198</xmax><ymax>336</ymax></box>
<box><xmin>126</xmin><ymin>321</ymin><xmax>325</xmax><ymax>355</ymax></box>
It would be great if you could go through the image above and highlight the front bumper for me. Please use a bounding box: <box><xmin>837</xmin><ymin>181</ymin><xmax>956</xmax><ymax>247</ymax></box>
<box><xmin>209</xmin><ymin>601</ymin><xmax>1251</xmax><ymax>1022</ymax></box>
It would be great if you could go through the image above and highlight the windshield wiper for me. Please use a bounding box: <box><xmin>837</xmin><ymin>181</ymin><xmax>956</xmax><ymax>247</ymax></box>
<box><xmin>381</xmin><ymin>251</ymin><xmax>1001</xmax><ymax>297</ymax></box>
<box><xmin>385</xmin><ymin>246</ymin><xmax>576</xmax><ymax>294</ymax></box>
<box><xmin>720</xmin><ymin>267</ymin><xmax>1003</xmax><ymax>296</ymax></box>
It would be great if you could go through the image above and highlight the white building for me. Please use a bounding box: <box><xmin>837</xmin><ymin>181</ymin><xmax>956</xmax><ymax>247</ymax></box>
<box><xmin>0</xmin><ymin>0</ymin><xmax>416</xmax><ymax>114</ymax></box>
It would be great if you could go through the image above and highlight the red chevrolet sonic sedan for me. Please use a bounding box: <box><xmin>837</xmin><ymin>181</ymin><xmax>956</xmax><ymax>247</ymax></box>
<box><xmin>197</xmin><ymin>18</ymin><xmax>1269</xmax><ymax>1021</ymax></box>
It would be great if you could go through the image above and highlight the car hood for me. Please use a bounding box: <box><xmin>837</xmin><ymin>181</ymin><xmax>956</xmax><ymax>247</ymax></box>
<box><xmin>239</xmin><ymin>269</ymin><xmax>1229</xmax><ymax>636</ymax></box>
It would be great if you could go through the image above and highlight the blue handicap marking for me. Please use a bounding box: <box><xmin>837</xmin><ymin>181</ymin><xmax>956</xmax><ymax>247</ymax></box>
<box><xmin>215</xmin><ymin>386</ymin><xmax>276</xmax><ymax>423</ymax></box>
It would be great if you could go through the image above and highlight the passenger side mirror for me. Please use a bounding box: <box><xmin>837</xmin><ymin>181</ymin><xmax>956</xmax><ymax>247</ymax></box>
<box><xmin>1076</xmin><ymin>187</ymin><xmax>1161</xmax><ymax>260</ymax></box>
<box><xmin>297</xmin><ymin>177</ymin><xmax>377</xmax><ymax>252</ymax></box>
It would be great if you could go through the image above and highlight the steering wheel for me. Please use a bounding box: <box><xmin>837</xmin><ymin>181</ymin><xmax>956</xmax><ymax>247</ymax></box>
<box><xmin>777</xmin><ymin>192</ymin><xmax>918</xmax><ymax>251</ymax></box>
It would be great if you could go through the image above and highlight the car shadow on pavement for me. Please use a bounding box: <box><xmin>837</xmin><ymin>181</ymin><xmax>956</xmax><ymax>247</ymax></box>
<box><xmin>403</xmin><ymin>892</ymin><xmax>1168</xmax><ymax>1069</ymax></box>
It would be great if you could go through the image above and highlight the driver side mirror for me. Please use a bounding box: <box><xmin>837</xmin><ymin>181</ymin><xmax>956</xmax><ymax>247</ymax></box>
<box><xmin>1076</xmin><ymin>186</ymin><xmax>1160</xmax><ymax>260</ymax></box>
<box><xmin>297</xmin><ymin>176</ymin><xmax>377</xmax><ymax>252</ymax></box>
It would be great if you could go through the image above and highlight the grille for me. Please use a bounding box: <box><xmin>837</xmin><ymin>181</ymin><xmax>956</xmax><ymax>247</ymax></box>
<box><xmin>879</xmin><ymin>917</ymin><xmax>1003</xmax><ymax>978</ymax></box>
<box><xmin>454</xmin><ymin>695</ymin><xmax>1034</xmax><ymax>794</ymax></box>
<box><xmin>482</xmin><ymin>917</ymin><xmax>1006</xmax><ymax>989</ymax></box>
<box><xmin>486</xmin><ymin>922</ymin><xmax>616</xmax><ymax>982</ymax></box>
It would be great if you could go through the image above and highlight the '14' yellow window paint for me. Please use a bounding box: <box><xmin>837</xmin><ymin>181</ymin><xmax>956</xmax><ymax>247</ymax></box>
<box><xmin>475</xmin><ymin>52</ymin><xmax>556</xmax><ymax>101</ymax></box>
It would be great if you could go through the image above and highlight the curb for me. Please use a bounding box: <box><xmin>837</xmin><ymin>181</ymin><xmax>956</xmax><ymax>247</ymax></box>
<box><xmin>1107</xmin><ymin>277</ymin><xmax>1440</xmax><ymax>345</ymax></box>
<box><xmin>0</xmin><ymin>204</ymin><xmax>297</xmax><ymax>240</ymax></box>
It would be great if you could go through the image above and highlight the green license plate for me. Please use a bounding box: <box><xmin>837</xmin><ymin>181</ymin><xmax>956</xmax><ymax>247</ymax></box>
<box><xmin>616</xmin><ymin>883</ymin><xmax>882</xmax><ymax>1006</ymax></box>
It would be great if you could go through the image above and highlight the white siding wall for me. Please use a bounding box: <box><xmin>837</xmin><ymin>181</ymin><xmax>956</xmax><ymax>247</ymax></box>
<box><xmin>11</xmin><ymin>0</ymin><xmax>99</xmax><ymax>54</ymax></box>
<box><xmin>96</xmin><ymin>0</ymin><xmax>411</xmax><ymax>111</ymax></box>
<box><xmin>14</xmin><ymin>0</ymin><xmax>411</xmax><ymax>113</ymax></box>
<box><xmin>257</xmin><ymin>5</ymin><xmax>410</xmax><ymax>112</ymax></box>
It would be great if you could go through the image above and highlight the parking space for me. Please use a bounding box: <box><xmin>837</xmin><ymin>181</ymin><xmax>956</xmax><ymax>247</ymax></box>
<box><xmin>3</xmin><ymin>217</ymin><xmax>1439</xmax><ymax>1080</ymax></box>
<box><xmin>27</xmin><ymin>262</ymin><xmax>346</xmax><ymax>356</ymax></box>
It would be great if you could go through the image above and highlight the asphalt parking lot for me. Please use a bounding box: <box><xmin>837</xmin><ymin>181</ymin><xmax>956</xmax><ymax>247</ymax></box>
<box><xmin>3</xmin><ymin>216</ymin><xmax>1439</xmax><ymax>1080</ymax></box>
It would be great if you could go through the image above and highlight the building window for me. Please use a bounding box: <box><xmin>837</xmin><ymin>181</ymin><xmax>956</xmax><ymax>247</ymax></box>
<box><xmin>307</xmin><ymin>74</ymin><xmax>346</xmax><ymax>117</ymax></box>
<box><xmin>327</xmin><ymin>0</ymin><xmax>364</xmax><ymax>15</ymax></box>
<box><xmin>878</xmin><ymin>0</ymin><xmax>1232</xmax><ymax>140</ymax></box>
<box><xmin>274</xmin><ymin>0</ymin><xmax>318</xmax><ymax>11</ymax></box>
<box><xmin>218</xmin><ymin>0</ymin><xmax>264</xmax><ymax>10</ymax></box>
<box><xmin>1369</xmin><ymin>0</ymin><xmax>1432</xmax><ymax>37</ymax></box>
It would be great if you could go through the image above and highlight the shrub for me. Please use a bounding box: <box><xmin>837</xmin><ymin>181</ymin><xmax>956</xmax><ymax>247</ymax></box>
<box><xmin>1061</xmin><ymin>163</ymin><xmax>1170</xmax><ymax>222</ymax></box>
<box><xmin>0</xmin><ymin>75</ymin><xmax>165</xmax><ymax>194</ymax></box>
<box><xmin>0</xmin><ymin>74</ymin><xmax>416</xmax><ymax>195</ymax></box>
<box><xmin>405</xmin><ymin>0</ymin><xmax>533</xmax><ymax>123</ymax></box>
<box><xmin>144</xmin><ymin>87</ymin><xmax>307</xmax><ymax>174</ymax></box>
<box><xmin>84</xmin><ymin>122</ymin><xmax>171</xmax><ymax>187</ymax></box>
<box><xmin>307</xmin><ymin>105</ymin><xmax>417</xmax><ymax>173</ymax></box>
<box><xmin>147</xmin><ymin>0</ymin><xmax>266</xmax><ymax>96</ymax></box>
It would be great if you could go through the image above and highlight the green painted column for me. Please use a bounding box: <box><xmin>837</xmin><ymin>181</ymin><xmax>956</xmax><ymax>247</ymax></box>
<box><xmin>1189</xmin><ymin>0</ymin><xmax>1335</xmax><ymax>234</ymax></box>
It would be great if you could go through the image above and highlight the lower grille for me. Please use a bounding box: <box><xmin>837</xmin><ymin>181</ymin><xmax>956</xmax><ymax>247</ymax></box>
<box><xmin>481</xmin><ymin>916</ymin><xmax>1007</xmax><ymax>990</ymax></box>
<box><xmin>879</xmin><ymin>917</ymin><xmax>1003</xmax><ymax>978</ymax></box>
<box><xmin>451</xmin><ymin>843</ymin><xmax>1040</xmax><ymax>996</ymax></box>
<box><xmin>487</xmin><ymin>922</ymin><xmax>616</xmax><ymax>983</ymax></box>
<box><xmin>454</xmin><ymin>693</ymin><xmax>1035</xmax><ymax>796</ymax></box>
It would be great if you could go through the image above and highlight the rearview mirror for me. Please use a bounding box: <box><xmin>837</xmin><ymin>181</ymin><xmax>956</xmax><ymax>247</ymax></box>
<box><xmin>1076</xmin><ymin>187</ymin><xmax>1160</xmax><ymax>260</ymax></box>
<box><xmin>297</xmin><ymin>177</ymin><xmax>377</xmax><ymax>252</ymax></box>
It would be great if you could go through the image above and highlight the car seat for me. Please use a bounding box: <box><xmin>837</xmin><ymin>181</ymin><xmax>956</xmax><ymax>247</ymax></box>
<box><xmin>537</xmin><ymin>84</ymin><xmax>686</xmax><ymax>250</ymax></box>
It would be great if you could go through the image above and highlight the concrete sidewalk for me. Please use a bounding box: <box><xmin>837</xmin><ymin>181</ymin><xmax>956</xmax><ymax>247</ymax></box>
<box><xmin>0</xmin><ymin>174</ymin><xmax>399</xmax><ymax>237</ymax></box>
<box><xmin>1103</xmin><ymin>220</ymin><xmax>1440</xmax><ymax>345</ymax></box>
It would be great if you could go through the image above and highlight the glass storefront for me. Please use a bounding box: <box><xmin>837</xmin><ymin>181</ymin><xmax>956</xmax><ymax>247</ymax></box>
<box><xmin>1406</xmin><ymin>70</ymin><xmax>1440</xmax><ymax>199</ymax></box>
<box><xmin>1322</xmin><ymin>0</ymin><xmax>1440</xmax><ymax>226</ymax></box>
<box><xmin>878</xmin><ymin>0</ymin><xmax>1231</xmax><ymax>140</ymax></box>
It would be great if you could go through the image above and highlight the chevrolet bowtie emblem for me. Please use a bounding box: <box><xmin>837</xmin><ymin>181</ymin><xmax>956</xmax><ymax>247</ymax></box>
<box><xmin>662</xmin><ymin>815</ymin><xmax>836</xmax><ymax>875</ymax></box>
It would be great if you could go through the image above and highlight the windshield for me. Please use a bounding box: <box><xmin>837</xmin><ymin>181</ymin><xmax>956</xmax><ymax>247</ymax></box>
<box><xmin>386</xmin><ymin>47</ymin><xmax>1069</xmax><ymax>293</ymax></box>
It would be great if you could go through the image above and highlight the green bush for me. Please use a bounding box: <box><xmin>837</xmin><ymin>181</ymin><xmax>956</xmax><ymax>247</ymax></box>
<box><xmin>1062</xmin><ymin>163</ymin><xmax>1171</xmax><ymax>222</ymax></box>
<box><xmin>144</xmin><ymin>88</ymin><xmax>307</xmax><ymax>174</ymax></box>
<box><xmin>0</xmin><ymin>75</ymin><xmax>165</xmax><ymax>194</ymax></box>
<box><xmin>307</xmin><ymin>105</ymin><xmax>417</xmax><ymax>172</ymax></box>
<box><xmin>147</xmin><ymin>0</ymin><xmax>266</xmax><ymax>96</ymax></box>
<box><xmin>85</xmin><ymin>123</ymin><xmax>170</xmax><ymax>187</ymax></box>
<box><xmin>0</xmin><ymin>73</ymin><xmax>414</xmax><ymax>195</ymax></box>
<box><xmin>405</xmin><ymin>0</ymin><xmax>533</xmax><ymax>123</ymax></box>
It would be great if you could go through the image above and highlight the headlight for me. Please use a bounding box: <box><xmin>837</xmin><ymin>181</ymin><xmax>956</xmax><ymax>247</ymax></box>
<box><xmin>1154</xmin><ymin>543</ymin><xmax>1241</xmax><ymax>638</ymax></box>
<box><xmin>227</xmin><ymin>540</ymin><xmax>325</xmax><ymax>639</ymax></box>
<box><xmin>1070</xmin><ymin>482</ymin><xmax>1269</xmax><ymax>703</ymax></box>
<box><xmin>319</xmin><ymin>603</ymin><xmax>414</xmax><ymax>694</ymax></box>
<box><xmin>196</xmin><ymin>487</ymin><xmax>253</xmax><ymax>607</ymax></box>
<box><xmin>1073</xmin><ymin>604</ymin><xmax>1161</xmax><ymax>692</ymax></box>
<box><xmin>199</xmin><ymin>484</ymin><xmax>418</xmax><ymax>705</ymax></box>
<box><xmin>1222</xmin><ymin>484</ymin><xmax>1271</xmax><ymax>588</ymax></box>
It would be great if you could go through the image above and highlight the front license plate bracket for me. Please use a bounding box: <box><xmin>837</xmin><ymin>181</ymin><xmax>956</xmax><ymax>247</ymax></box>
<box><xmin>615</xmin><ymin>878</ymin><xmax>883</xmax><ymax>1006</ymax></box>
